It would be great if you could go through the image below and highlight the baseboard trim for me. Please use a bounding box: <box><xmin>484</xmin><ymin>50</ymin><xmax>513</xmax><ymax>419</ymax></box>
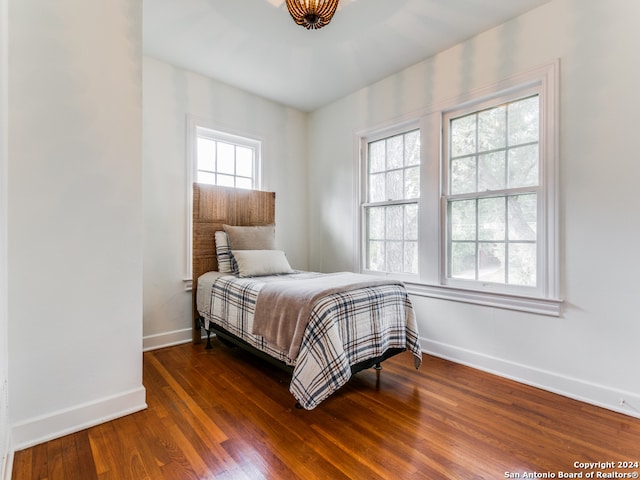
<box><xmin>11</xmin><ymin>386</ymin><xmax>147</xmax><ymax>451</ymax></box>
<box><xmin>422</xmin><ymin>338</ymin><xmax>640</xmax><ymax>419</ymax></box>
<box><xmin>143</xmin><ymin>328</ymin><xmax>193</xmax><ymax>351</ymax></box>
<box><xmin>143</xmin><ymin>328</ymin><xmax>211</xmax><ymax>352</ymax></box>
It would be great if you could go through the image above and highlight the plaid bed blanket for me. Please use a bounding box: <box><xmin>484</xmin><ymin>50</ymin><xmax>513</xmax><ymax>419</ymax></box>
<box><xmin>198</xmin><ymin>271</ymin><xmax>422</xmax><ymax>409</ymax></box>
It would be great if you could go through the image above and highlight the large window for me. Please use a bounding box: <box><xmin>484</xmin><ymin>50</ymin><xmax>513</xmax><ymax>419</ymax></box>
<box><xmin>194</xmin><ymin>125</ymin><xmax>260</xmax><ymax>190</ymax></box>
<box><xmin>444</xmin><ymin>94</ymin><xmax>540</xmax><ymax>290</ymax></box>
<box><xmin>358</xmin><ymin>62</ymin><xmax>560</xmax><ymax>315</ymax></box>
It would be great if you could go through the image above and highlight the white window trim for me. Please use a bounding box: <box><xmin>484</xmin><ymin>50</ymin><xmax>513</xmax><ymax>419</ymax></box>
<box><xmin>358</xmin><ymin>119</ymin><xmax>421</xmax><ymax>280</ymax></box>
<box><xmin>184</xmin><ymin>115</ymin><xmax>263</xmax><ymax>288</ymax></box>
<box><xmin>442</xmin><ymin>87</ymin><xmax>544</xmax><ymax>297</ymax></box>
<box><xmin>355</xmin><ymin>60</ymin><xmax>562</xmax><ymax>316</ymax></box>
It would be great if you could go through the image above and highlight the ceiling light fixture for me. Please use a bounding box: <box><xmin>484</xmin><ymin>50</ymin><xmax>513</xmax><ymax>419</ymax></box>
<box><xmin>285</xmin><ymin>0</ymin><xmax>340</xmax><ymax>30</ymax></box>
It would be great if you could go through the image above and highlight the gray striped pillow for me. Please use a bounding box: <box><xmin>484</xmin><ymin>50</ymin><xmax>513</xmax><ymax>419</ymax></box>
<box><xmin>214</xmin><ymin>231</ymin><xmax>237</xmax><ymax>273</ymax></box>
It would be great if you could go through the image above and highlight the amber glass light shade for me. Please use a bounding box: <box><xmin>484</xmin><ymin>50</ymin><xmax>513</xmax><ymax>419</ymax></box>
<box><xmin>285</xmin><ymin>0</ymin><xmax>340</xmax><ymax>30</ymax></box>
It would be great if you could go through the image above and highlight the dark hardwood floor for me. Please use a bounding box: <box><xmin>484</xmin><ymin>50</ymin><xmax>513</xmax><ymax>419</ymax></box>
<box><xmin>12</xmin><ymin>339</ymin><xmax>640</xmax><ymax>479</ymax></box>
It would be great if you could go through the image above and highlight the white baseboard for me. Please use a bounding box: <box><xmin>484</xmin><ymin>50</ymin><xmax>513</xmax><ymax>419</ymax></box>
<box><xmin>422</xmin><ymin>338</ymin><xmax>640</xmax><ymax>419</ymax></box>
<box><xmin>143</xmin><ymin>328</ymin><xmax>211</xmax><ymax>352</ymax></box>
<box><xmin>11</xmin><ymin>386</ymin><xmax>147</xmax><ymax>451</ymax></box>
<box><xmin>143</xmin><ymin>328</ymin><xmax>193</xmax><ymax>351</ymax></box>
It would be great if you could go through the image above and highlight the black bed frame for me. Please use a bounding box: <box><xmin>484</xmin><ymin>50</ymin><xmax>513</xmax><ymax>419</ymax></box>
<box><xmin>198</xmin><ymin>317</ymin><xmax>405</xmax><ymax>407</ymax></box>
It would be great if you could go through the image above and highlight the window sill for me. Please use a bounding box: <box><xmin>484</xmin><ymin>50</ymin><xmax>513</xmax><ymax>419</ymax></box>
<box><xmin>404</xmin><ymin>281</ymin><xmax>563</xmax><ymax>317</ymax></box>
<box><xmin>186</xmin><ymin>273</ymin><xmax>560</xmax><ymax>315</ymax></box>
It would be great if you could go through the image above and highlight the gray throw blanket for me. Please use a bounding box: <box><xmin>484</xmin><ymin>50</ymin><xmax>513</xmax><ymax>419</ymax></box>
<box><xmin>251</xmin><ymin>272</ymin><xmax>403</xmax><ymax>360</ymax></box>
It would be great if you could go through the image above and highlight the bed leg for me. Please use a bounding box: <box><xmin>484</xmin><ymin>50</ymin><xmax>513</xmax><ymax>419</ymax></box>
<box><xmin>374</xmin><ymin>362</ymin><xmax>382</xmax><ymax>370</ymax></box>
<box><xmin>197</xmin><ymin>317</ymin><xmax>213</xmax><ymax>350</ymax></box>
<box><xmin>205</xmin><ymin>327</ymin><xmax>212</xmax><ymax>350</ymax></box>
<box><xmin>295</xmin><ymin>402</ymin><xmax>303</xmax><ymax>409</ymax></box>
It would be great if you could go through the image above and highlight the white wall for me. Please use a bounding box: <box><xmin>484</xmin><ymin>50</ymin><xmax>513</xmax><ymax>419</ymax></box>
<box><xmin>308</xmin><ymin>0</ymin><xmax>640</xmax><ymax>417</ymax></box>
<box><xmin>8</xmin><ymin>0</ymin><xmax>146</xmax><ymax>449</ymax></box>
<box><xmin>0</xmin><ymin>0</ymin><xmax>10</xmax><ymax>474</ymax></box>
<box><xmin>142</xmin><ymin>57</ymin><xmax>309</xmax><ymax>349</ymax></box>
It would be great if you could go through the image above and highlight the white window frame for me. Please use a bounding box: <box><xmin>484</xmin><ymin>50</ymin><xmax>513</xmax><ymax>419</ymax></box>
<box><xmin>442</xmin><ymin>88</ymin><xmax>543</xmax><ymax>296</ymax></box>
<box><xmin>356</xmin><ymin>61</ymin><xmax>562</xmax><ymax>316</ymax></box>
<box><xmin>184</xmin><ymin>116</ymin><xmax>263</xmax><ymax>288</ymax></box>
<box><xmin>193</xmin><ymin>126</ymin><xmax>261</xmax><ymax>190</ymax></box>
<box><xmin>360</xmin><ymin>120</ymin><xmax>421</xmax><ymax>282</ymax></box>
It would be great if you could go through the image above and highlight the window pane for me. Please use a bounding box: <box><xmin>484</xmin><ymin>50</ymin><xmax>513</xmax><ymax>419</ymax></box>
<box><xmin>197</xmin><ymin>137</ymin><xmax>216</xmax><ymax>171</ymax></box>
<box><xmin>386</xmin><ymin>206</ymin><xmax>403</xmax><ymax>240</ymax></box>
<box><xmin>405</xmin><ymin>166</ymin><xmax>420</xmax><ymax>199</ymax></box>
<box><xmin>217</xmin><ymin>142</ymin><xmax>235</xmax><ymax>175</ymax></box>
<box><xmin>387</xmin><ymin>170</ymin><xmax>403</xmax><ymax>201</ymax></box>
<box><xmin>450</xmin><ymin>156</ymin><xmax>477</xmax><ymax>195</ymax></box>
<box><xmin>369</xmin><ymin>173</ymin><xmax>385</xmax><ymax>202</ymax></box>
<box><xmin>387</xmin><ymin>241</ymin><xmax>403</xmax><ymax>273</ymax></box>
<box><xmin>236</xmin><ymin>147</ymin><xmax>253</xmax><ymax>177</ymax></box>
<box><xmin>450</xmin><ymin>200</ymin><xmax>476</xmax><ymax>241</ymax></box>
<box><xmin>509</xmin><ymin>96</ymin><xmax>539</xmax><ymax>146</ymax></box>
<box><xmin>404</xmin><ymin>204</ymin><xmax>418</xmax><ymax>240</ymax></box>
<box><xmin>369</xmin><ymin>140</ymin><xmax>385</xmax><ymax>173</ymax></box>
<box><xmin>451</xmin><ymin>242</ymin><xmax>475</xmax><ymax>279</ymax></box>
<box><xmin>478</xmin><ymin>197</ymin><xmax>505</xmax><ymax>241</ymax></box>
<box><xmin>217</xmin><ymin>174</ymin><xmax>235</xmax><ymax>187</ymax></box>
<box><xmin>478</xmin><ymin>106</ymin><xmax>506</xmax><ymax>152</ymax></box>
<box><xmin>236</xmin><ymin>176</ymin><xmax>253</xmax><ymax>189</ymax></box>
<box><xmin>368</xmin><ymin>241</ymin><xmax>385</xmax><ymax>271</ymax></box>
<box><xmin>386</xmin><ymin>135</ymin><xmax>403</xmax><ymax>169</ymax></box>
<box><xmin>508</xmin><ymin>243</ymin><xmax>536</xmax><ymax>286</ymax></box>
<box><xmin>478</xmin><ymin>151</ymin><xmax>506</xmax><ymax>191</ymax></box>
<box><xmin>508</xmin><ymin>194</ymin><xmax>537</xmax><ymax>241</ymax></box>
<box><xmin>405</xmin><ymin>130</ymin><xmax>420</xmax><ymax>166</ymax></box>
<box><xmin>508</xmin><ymin>144</ymin><xmax>538</xmax><ymax>188</ymax></box>
<box><xmin>451</xmin><ymin>115</ymin><xmax>476</xmax><ymax>157</ymax></box>
<box><xmin>404</xmin><ymin>241</ymin><xmax>418</xmax><ymax>274</ymax></box>
<box><xmin>197</xmin><ymin>171</ymin><xmax>216</xmax><ymax>185</ymax></box>
<box><xmin>478</xmin><ymin>242</ymin><xmax>505</xmax><ymax>283</ymax></box>
<box><xmin>367</xmin><ymin>207</ymin><xmax>385</xmax><ymax>239</ymax></box>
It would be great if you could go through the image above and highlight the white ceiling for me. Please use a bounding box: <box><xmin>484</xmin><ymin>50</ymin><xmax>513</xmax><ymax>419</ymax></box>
<box><xmin>143</xmin><ymin>0</ymin><xmax>551</xmax><ymax>112</ymax></box>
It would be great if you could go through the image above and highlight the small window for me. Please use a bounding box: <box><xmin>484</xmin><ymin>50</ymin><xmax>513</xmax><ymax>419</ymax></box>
<box><xmin>195</xmin><ymin>126</ymin><xmax>260</xmax><ymax>190</ymax></box>
<box><xmin>362</xmin><ymin>127</ymin><xmax>420</xmax><ymax>275</ymax></box>
<box><xmin>185</xmin><ymin>119</ymin><xmax>263</xmax><ymax>286</ymax></box>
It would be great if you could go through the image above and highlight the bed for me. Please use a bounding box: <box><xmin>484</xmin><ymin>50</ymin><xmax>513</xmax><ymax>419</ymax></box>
<box><xmin>192</xmin><ymin>183</ymin><xmax>422</xmax><ymax>409</ymax></box>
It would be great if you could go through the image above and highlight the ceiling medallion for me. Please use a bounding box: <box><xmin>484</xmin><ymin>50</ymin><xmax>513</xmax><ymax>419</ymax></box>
<box><xmin>285</xmin><ymin>0</ymin><xmax>340</xmax><ymax>30</ymax></box>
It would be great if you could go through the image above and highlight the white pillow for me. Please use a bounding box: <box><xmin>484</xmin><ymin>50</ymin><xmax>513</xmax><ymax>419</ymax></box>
<box><xmin>232</xmin><ymin>250</ymin><xmax>294</xmax><ymax>278</ymax></box>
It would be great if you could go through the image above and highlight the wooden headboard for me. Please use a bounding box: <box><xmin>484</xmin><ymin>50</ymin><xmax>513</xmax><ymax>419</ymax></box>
<box><xmin>192</xmin><ymin>183</ymin><xmax>276</xmax><ymax>343</ymax></box>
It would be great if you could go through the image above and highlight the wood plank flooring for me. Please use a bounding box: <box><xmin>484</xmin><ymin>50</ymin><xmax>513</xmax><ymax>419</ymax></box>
<box><xmin>12</xmin><ymin>340</ymin><xmax>640</xmax><ymax>479</ymax></box>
